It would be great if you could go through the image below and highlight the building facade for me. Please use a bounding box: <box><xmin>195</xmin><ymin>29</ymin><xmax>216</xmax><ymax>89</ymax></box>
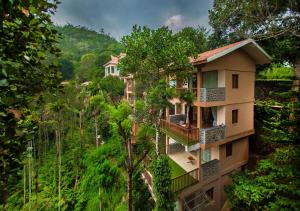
<box><xmin>160</xmin><ymin>39</ymin><xmax>271</xmax><ymax>210</ymax></box>
<box><xmin>103</xmin><ymin>53</ymin><xmax>135</xmax><ymax>104</ymax></box>
<box><xmin>104</xmin><ymin>39</ymin><xmax>271</xmax><ymax>211</ymax></box>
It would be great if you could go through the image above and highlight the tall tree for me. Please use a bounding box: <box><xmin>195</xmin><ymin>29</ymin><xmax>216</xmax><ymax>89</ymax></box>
<box><xmin>175</xmin><ymin>26</ymin><xmax>209</xmax><ymax>53</ymax></box>
<box><xmin>0</xmin><ymin>0</ymin><xmax>60</xmax><ymax>209</ymax></box>
<box><xmin>109</xmin><ymin>102</ymin><xmax>150</xmax><ymax>211</ymax></box>
<box><xmin>209</xmin><ymin>0</ymin><xmax>300</xmax><ymax>78</ymax></box>
<box><xmin>119</xmin><ymin>25</ymin><xmax>197</xmax><ymax>154</ymax></box>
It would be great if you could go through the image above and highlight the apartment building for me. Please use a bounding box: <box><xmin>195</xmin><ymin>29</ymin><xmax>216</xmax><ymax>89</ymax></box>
<box><xmin>104</xmin><ymin>39</ymin><xmax>271</xmax><ymax>210</ymax></box>
<box><xmin>159</xmin><ymin>39</ymin><xmax>271</xmax><ymax>210</ymax></box>
<box><xmin>103</xmin><ymin>53</ymin><xmax>135</xmax><ymax>104</ymax></box>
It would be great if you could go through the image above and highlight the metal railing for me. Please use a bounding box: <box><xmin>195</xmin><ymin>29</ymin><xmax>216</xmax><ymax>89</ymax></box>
<box><xmin>199</xmin><ymin>87</ymin><xmax>225</xmax><ymax>102</ymax></box>
<box><xmin>171</xmin><ymin>168</ymin><xmax>199</xmax><ymax>193</ymax></box>
<box><xmin>161</xmin><ymin>119</ymin><xmax>199</xmax><ymax>145</ymax></box>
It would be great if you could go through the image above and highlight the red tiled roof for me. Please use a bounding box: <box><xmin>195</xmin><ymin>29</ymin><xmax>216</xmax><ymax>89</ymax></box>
<box><xmin>190</xmin><ymin>40</ymin><xmax>245</xmax><ymax>64</ymax></box>
<box><xmin>104</xmin><ymin>53</ymin><xmax>126</xmax><ymax>66</ymax></box>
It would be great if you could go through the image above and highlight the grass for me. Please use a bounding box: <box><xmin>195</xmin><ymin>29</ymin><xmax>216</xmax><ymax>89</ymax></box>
<box><xmin>167</xmin><ymin>157</ymin><xmax>186</xmax><ymax>179</ymax></box>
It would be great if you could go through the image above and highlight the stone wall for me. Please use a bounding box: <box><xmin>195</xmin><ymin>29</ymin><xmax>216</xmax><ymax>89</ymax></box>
<box><xmin>202</xmin><ymin>159</ymin><xmax>219</xmax><ymax>181</ymax></box>
<box><xmin>199</xmin><ymin>125</ymin><xmax>226</xmax><ymax>144</ymax></box>
<box><xmin>199</xmin><ymin>87</ymin><xmax>225</xmax><ymax>102</ymax></box>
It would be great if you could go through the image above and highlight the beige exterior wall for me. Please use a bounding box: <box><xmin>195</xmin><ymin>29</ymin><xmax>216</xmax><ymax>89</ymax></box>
<box><xmin>224</xmin><ymin>102</ymin><xmax>254</xmax><ymax>137</ymax></box>
<box><xmin>219</xmin><ymin>137</ymin><xmax>249</xmax><ymax>173</ymax></box>
<box><xmin>225</xmin><ymin>70</ymin><xmax>255</xmax><ymax>103</ymax></box>
<box><xmin>201</xmin><ymin>49</ymin><xmax>256</xmax><ymax>73</ymax></box>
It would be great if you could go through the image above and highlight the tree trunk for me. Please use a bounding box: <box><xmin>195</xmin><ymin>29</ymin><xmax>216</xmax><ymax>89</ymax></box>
<box><xmin>127</xmin><ymin>170</ymin><xmax>133</xmax><ymax>211</ymax></box>
<box><xmin>95</xmin><ymin>116</ymin><xmax>98</xmax><ymax>148</ymax></box>
<box><xmin>155</xmin><ymin>123</ymin><xmax>161</xmax><ymax>155</ymax></box>
<box><xmin>186</xmin><ymin>105</ymin><xmax>190</xmax><ymax>126</ymax></box>
<box><xmin>79</xmin><ymin>109</ymin><xmax>84</xmax><ymax>150</ymax></box>
<box><xmin>127</xmin><ymin>138</ymin><xmax>133</xmax><ymax>211</ymax></box>
<box><xmin>295</xmin><ymin>57</ymin><xmax>300</xmax><ymax>81</ymax></box>
<box><xmin>2</xmin><ymin>177</ymin><xmax>8</xmax><ymax>211</ymax></box>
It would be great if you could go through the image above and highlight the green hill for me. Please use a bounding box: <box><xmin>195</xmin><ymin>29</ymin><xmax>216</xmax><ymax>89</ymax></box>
<box><xmin>55</xmin><ymin>24</ymin><xmax>122</xmax><ymax>80</ymax></box>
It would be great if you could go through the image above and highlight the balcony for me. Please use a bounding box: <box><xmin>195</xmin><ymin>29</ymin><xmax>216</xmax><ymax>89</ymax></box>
<box><xmin>161</xmin><ymin>116</ymin><xmax>199</xmax><ymax>146</ymax></box>
<box><xmin>199</xmin><ymin>87</ymin><xmax>225</xmax><ymax>102</ymax></box>
<box><xmin>201</xmin><ymin>159</ymin><xmax>219</xmax><ymax>181</ymax></box>
<box><xmin>143</xmin><ymin>155</ymin><xmax>199</xmax><ymax>193</ymax></box>
<box><xmin>175</xmin><ymin>88</ymin><xmax>197</xmax><ymax>97</ymax></box>
<box><xmin>200</xmin><ymin>125</ymin><xmax>226</xmax><ymax>144</ymax></box>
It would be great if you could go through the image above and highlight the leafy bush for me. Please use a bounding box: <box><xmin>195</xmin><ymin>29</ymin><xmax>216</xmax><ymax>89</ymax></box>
<box><xmin>257</xmin><ymin>63</ymin><xmax>294</xmax><ymax>79</ymax></box>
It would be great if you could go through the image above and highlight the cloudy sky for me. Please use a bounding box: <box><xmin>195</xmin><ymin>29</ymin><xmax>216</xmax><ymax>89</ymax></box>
<box><xmin>52</xmin><ymin>0</ymin><xmax>214</xmax><ymax>39</ymax></box>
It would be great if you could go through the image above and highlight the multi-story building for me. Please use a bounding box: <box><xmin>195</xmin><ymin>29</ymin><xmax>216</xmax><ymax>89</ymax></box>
<box><xmin>104</xmin><ymin>39</ymin><xmax>271</xmax><ymax>210</ymax></box>
<box><xmin>158</xmin><ymin>39</ymin><xmax>271</xmax><ymax>210</ymax></box>
<box><xmin>103</xmin><ymin>53</ymin><xmax>135</xmax><ymax>104</ymax></box>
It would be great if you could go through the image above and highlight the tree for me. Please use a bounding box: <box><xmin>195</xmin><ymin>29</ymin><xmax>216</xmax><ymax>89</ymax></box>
<box><xmin>175</xmin><ymin>26</ymin><xmax>209</xmax><ymax>53</ymax></box>
<box><xmin>0</xmin><ymin>1</ymin><xmax>60</xmax><ymax>209</ymax></box>
<box><xmin>225</xmin><ymin>147</ymin><xmax>300</xmax><ymax>210</ymax></box>
<box><xmin>76</xmin><ymin>53</ymin><xmax>98</xmax><ymax>81</ymax></box>
<box><xmin>178</xmin><ymin>89</ymin><xmax>196</xmax><ymax>126</ymax></box>
<box><xmin>98</xmin><ymin>75</ymin><xmax>125</xmax><ymax>104</ymax></box>
<box><xmin>209</xmin><ymin>0</ymin><xmax>300</xmax><ymax>78</ymax></box>
<box><xmin>59</xmin><ymin>58</ymin><xmax>74</xmax><ymax>80</ymax></box>
<box><xmin>109</xmin><ymin>102</ymin><xmax>149</xmax><ymax>211</ymax></box>
<box><xmin>119</xmin><ymin>25</ymin><xmax>197</xmax><ymax>154</ymax></box>
<box><xmin>150</xmin><ymin>155</ymin><xmax>174</xmax><ymax>211</ymax></box>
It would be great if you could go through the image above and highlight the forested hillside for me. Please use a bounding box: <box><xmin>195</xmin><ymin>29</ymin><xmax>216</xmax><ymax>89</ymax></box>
<box><xmin>56</xmin><ymin>24</ymin><xmax>122</xmax><ymax>81</ymax></box>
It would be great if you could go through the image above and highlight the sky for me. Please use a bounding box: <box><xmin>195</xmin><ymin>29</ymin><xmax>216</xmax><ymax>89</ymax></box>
<box><xmin>52</xmin><ymin>0</ymin><xmax>214</xmax><ymax>39</ymax></box>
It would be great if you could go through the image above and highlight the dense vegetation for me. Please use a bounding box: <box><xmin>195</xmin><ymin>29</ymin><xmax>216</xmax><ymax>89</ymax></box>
<box><xmin>209</xmin><ymin>1</ymin><xmax>300</xmax><ymax>210</ymax></box>
<box><xmin>1</xmin><ymin>0</ymin><xmax>299</xmax><ymax>210</ymax></box>
<box><xmin>56</xmin><ymin>24</ymin><xmax>122</xmax><ymax>81</ymax></box>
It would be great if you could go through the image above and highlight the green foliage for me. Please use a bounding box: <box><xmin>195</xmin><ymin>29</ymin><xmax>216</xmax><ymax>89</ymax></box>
<box><xmin>119</xmin><ymin>25</ymin><xmax>197</xmax><ymax>85</ymax></box>
<box><xmin>55</xmin><ymin>24</ymin><xmax>123</xmax><ymax>80</ymax></box>
<box><xmin>150</xmin><ymin>155</ymin><xmax>174</xmax><ymax>211</ymax></box>
<box><xmin>132</xmin><ymin>167</ymin><xmax>154</xmax><ymax>210</ymax></box>
<box><xmin>225</xmin><ymin>147</ymin><xmax>300</xmax><ymax>211</ymax></box>
<box><xmin>209</xmin><ymin>0</ymin><xmax>300</xmax><ymax>64</ymax></box>
<box><xmin>175</xmin><ymin>26</ymin><xmax>209</xmax><ymax>53</ymax></box>
<box><xmin>98</xmin><ymin>75</ymin><xmax>125</xmax><ymax>103</ymax></box>
<box><xmin>59</xmin><ymin>58</ymin><xmax>74</xmax><ymax>80</ymax></box>
<box><xmin>255</xmin><ymin>100</ymin><xmax>300</xmax><ymax>145</ymax></box>
<box><xmin>0</xmin><ymin>0</ymin><xmax>61</xmax><ymax>207</ymax></box>
<box><xmin>76</xmin><ymin>53</ymin><xmax>98</xmax><ymax>81</ymax></box>
<box><xmin>257</xmin><ymin>63</ymin><xmax>295</xmax><ymax>79</ymax></box>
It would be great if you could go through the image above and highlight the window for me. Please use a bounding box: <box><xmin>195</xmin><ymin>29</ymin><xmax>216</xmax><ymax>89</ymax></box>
<box><xmin>232</xmin><ymin>109</ymin><xmax>238</xmax><ymax>124</ymax></box>
<box><xmin>111</xmin><ymin>66</ymin><xmax>115</xmax><ymax>74</ymax></box>
<box><xmin>201</xmin><ymin>148</ymin><xmax>211</xmax><ymax>163</ymax></box>
<box><xmin>232</xmin><ymin>74</ymin><xmax>239</xmax><ymax>89</ymax></box>
<box><xmin>226</xmin><ymin>142</ymin><xmax>232</xmax><ymax>157</ymax></box>
<box><xmin>205</xmin><ymin>188</ymin><xmax>214</xmax><ymax>200</ymax></box>
<box><xmin>169</xmin><ymin>79</ymin><xmax>176</xmax><ymax>88</ymax></box>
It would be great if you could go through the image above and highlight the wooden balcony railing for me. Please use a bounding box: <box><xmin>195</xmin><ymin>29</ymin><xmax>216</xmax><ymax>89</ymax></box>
<box><xmin>175</xmin><ymin>88</ymin><xmax>197</xmax><ymax>97</ymax></box>
<box><xmin>171</xmin><ymin>168</ymin><xmax>199</xmax><ymax>193</ymax></box>
<box><xmin>161</xmin><ymin>119</ymin><xmax>199</xmax><ymax>146</ymax></box>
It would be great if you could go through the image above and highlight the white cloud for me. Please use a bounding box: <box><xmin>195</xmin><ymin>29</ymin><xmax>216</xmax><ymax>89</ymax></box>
<box><xmin>164</xmin><ymin>14</ymin><xmax>184</xmax><ymax>31</ymax></box>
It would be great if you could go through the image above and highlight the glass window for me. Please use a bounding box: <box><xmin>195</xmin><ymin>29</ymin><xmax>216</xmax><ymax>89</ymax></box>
<box><xmin>232</xmin><ymin>74</ymin><xmax>239</xmax><ymax>89</ymax></box>
<box><xmin>226</xmin><ymin>142</ymin><xmax>232</xmax><ymax>157</ymax></box>
<box><xmin>232</xmin><ymin>109</ymin><xmax>238</xmax><ymax>124</ymax></box>
<box><xmin>111</xmin><ymin>66</ymin><xmax>115</xmax><ymax>74</ymax></box>
<box><xmin>201</xmin><ymin>148</ymin><xmax>211</xmax><ymax>163</ymax></box>
<box><xmin>205</xmin><ymin>188</ymin><xmax>214</xmax><ymax>200</ymax></box>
